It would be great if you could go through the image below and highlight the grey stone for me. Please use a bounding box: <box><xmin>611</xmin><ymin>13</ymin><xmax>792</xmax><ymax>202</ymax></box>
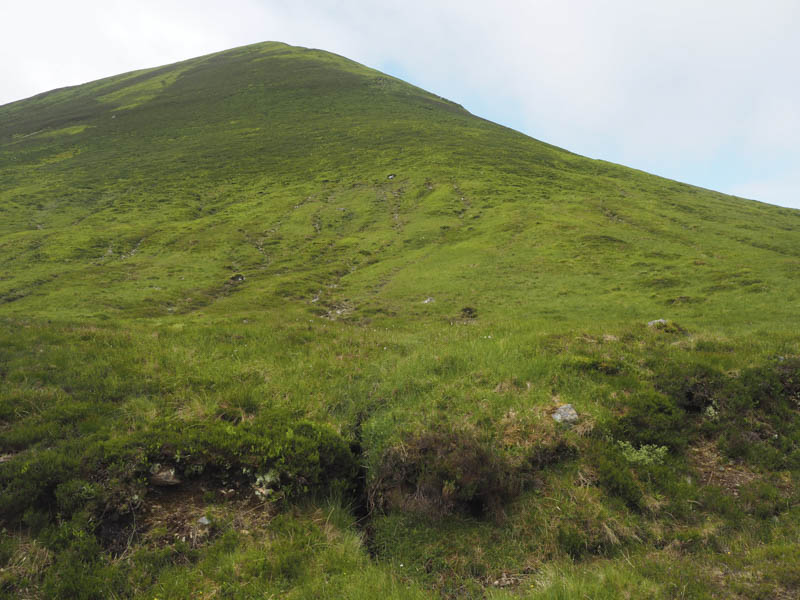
<box><xmin>198</xmin><ymin>516</ymin><xmax>211</xmax><ymax>526</ymax></box>
<box><xmin>647</xmin><ymin>319</ymin><xmax>668</xmax><ymax>327</ymax></box>
<box><xmin>150</xmin><ymin>467</ymin><xmax>181</xmax><ymax>486</ymax></box>
<box><xmin>552</xmin><ymin>404</ymin><xmax>579</xmax><ymax>425</ymax></box>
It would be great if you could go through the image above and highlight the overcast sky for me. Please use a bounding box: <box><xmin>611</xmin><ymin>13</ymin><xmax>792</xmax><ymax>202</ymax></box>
<box><xmin>3</xmin><ymin>0</ymin><xmax>798</xmax><ymax>208</ymax></box>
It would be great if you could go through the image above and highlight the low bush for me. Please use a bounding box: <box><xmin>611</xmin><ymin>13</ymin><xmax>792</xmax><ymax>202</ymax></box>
<box><xmin>0</xmin><ymin>446</ymin><xmax>86</xmax><ymax>520</ymax></box>
<box><xmin>655</xmin><ymin>363</ymin><xmax>724</xmax><ymax>413</ymax></box>
<box><xmin>104</xmin><ymin>412</ymin><xmax>359</xmax><ymax>498</ymax></box>
<box><xmin>737</xmin><ymin>357</ymin><xmax>800</xmax><ymax>414</ymax></box>
<box><xmin>591</xmin><ymin>443</ymin><xmax>643</xmax><ymax>510</ymax></box>
<box><xmin>372</xmin><ymin>425</ymin><xmax>565</xmax><ymax>518</ymax></box>
<box><xmin>608</xmin><ymin>391</ymin><xmax>688</xmax><ymax>452</ymax></box>
<box><xmin>616</xmin><ymin>441</ymin><xmax>668</xmax><ymax>466</ymax></box>
<box><xmin>41</xmin><ymin>534</ymin><xmax>109</xmax><ymax>600</ymax></box>
<box><xmin>0</xmin><ymin>411</ymin><xmax>358</xmax><ymax>525</ymax></box>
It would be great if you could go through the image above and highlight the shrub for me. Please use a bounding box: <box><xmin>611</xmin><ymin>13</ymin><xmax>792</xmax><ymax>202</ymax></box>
<box><xmin>616</xmin><ymin>441</ymin><xmax>668</xmax><ymax>466</ymax></box>
<box><xmin>593</xmin><ymin>445</ymin><xmax>643</xmax><ymax>510</ymax></box>
<box><xmin>735</xmin><ymin>357</ymin><xmax>800</xmax><ymax>414</ymax></box>
<box><xmin>41</xmin><ymin>534</ymin><xmax>107</xmax><ymax>600</ymax></box>
<box><xmin>775</xmin><ymin>357</ymin><xmax>800</xmax><ymax>404</ymax></box>
<box><xmin>373</xmin><ymin>427</ymin><xmax>535</xmax><ymax>517</ymax></box>
<box><xmin>0</xmin><ymin>411</ymin><xmax>358</xmax><ymax>526</ymax></box>
<box><xmin>608</xmin><ymin>391</ymin><xmax>688</xmax><ymax>452</ymax></box>
<box><xmin>655</xmin><ymin>363</ymin><xmax>724</xmax><ymax>413</ymax></box>
<box><xmin>0</xmin><ymin>446</ymin><xmax>85</xmax><ymax>520</ymax></box>
<box><xmin>103</xmin><ymin>412</ymin><xmax>359</xmax><ymax>498</ymax></box>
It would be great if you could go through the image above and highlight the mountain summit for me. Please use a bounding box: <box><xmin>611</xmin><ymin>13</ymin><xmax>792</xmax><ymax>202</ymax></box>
<box><xmin>1</xmin><ymin>42</ymin><xmax>799</xmax><ymax>598</ymax></box>
<box><xmin>2</xmin><ymin>41</ymin><xmax>797</xmax><ymax>326</ymax></box>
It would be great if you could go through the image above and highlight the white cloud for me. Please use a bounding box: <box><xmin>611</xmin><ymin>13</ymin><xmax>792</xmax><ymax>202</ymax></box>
<box><xmin>2</xmin><ymin>0</ymin><xmax>798</xmax><ymax>208</ymax></box>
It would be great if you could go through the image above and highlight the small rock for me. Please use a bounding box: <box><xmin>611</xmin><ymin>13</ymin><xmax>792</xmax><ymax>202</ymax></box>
<box><xmin>387</xmin><ymin>174</ymin><xmax>396</xmax><ymax>180</ymax></box>
<box><xmin>648</xmin><ymin>319</ymin><xmax>668</xmax><ymax>328</ymax></box>
<box><xmin>197</xmin><ymin>516</ymin><xmax>211</xmax><ymax>526</ymax></box>
<box><xmin>422</xmin><ymin>297</ymin><xmax>434</xmax><ymax>304</ymax></box>
<box><xmin>552</xmin><ymin>404</ymin><xmax>579</xmax><ymax>425</ymax></box>
<box><xmin>150</xmin><ymin>467</ymin><xmax>181</xmax><ymax>486</ymax></box>
<box><xmin>230</xmin><ymin>273</ymin><xmax>245</xmax><ymax>282</ymax></box>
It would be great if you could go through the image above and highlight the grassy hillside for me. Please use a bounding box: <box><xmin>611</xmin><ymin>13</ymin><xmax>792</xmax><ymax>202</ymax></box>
<box><xmin>1</xmin><ymin>41</ymin><xmax>799</xmax><ymax>599</ymax></box>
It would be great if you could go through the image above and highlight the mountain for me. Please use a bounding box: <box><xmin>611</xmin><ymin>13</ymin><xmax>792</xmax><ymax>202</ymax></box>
<box><xmin>1</xmin><ymin>42</ymin><xmax>799</xmax><ymax>599</ymax></box>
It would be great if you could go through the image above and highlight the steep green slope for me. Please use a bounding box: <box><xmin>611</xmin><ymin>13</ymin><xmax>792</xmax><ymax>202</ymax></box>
<box><xmin>1</xmin><ymin>42</ymin><xmax>799</xmax><ymax>599</ymax></box>
<box><xmin>3</xmin><ymin>41</ymin><xmax>798</xmax><ymax>327</ymax></box>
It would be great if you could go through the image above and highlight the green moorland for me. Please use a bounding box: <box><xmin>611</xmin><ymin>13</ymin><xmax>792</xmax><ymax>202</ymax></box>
<box><xmin>1</xmin><ymin>41</ymin><xmax>799</xmax><ymax>599</ymax></box>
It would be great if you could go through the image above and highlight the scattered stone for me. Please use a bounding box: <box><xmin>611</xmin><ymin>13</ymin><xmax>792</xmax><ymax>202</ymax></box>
<box><xmin>322</xmin><ymin>301</ymin><xmax>354</xmax><ymax>320</ymax></box>
<box><xmin>552</xmin><ymin>404</ymin><xmax>580</xmax><ymax>425</ymax></box>
<box><xmin>647</xmin><ymin>318</ymin><xmax>686</xmax><ymax>334</ymax></box>
<box><xmin>150</xmin><ymin>467</ymin><xmax>181</xmax><ymax>486</ymax></box>
<box><xmin>387</xmin><ymin>174</ymin><xmax>396</xmax><ymax>180</ymax></box>
<box><xmin>230</xmin><ymin>273</ymin><xmax>245</xmax><ymax>282</ymax></box>
<box><xmin>197</xmin><ymin>516</ymin><xmax>211</xmax><ymax>526</ymax></box>
<box><xmin>490</xmin><ymin>573</ymin><xmax>520</xmax><ymax>588</ymax></box>
<box><xmin>422</xmin><ymin>297</ymin><xmax>434</xmax><ymax>304</ymax></box>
